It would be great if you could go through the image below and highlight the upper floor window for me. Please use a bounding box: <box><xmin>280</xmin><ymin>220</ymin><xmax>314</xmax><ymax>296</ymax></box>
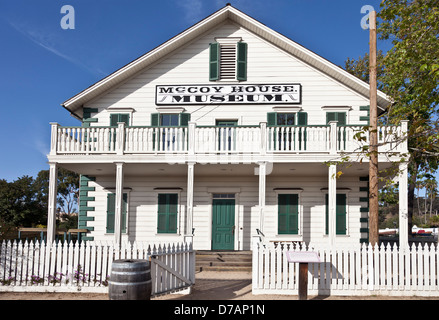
<box><xmin>267</xmin><ymin>112</ymin><xmax>308</xmax><ymax>126</ymax></box>
<box><xmin>150</xmin><ymin>113</ymin><xmax>191</xmax><ymax>127</ymax></box>
<box><xmin>209</xmin><ymin>38</ymin><xmax>247</xmax><ymax>81</ymax></box>
<box><xmin>326</xmin><ymin>112</ymin><xmax>346</xmax><ymax>125</ymax></box>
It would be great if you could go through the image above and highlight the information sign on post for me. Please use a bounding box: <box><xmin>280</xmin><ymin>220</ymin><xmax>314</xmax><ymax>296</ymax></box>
<box><xmin>286</xmin><ymin>251</ymin><xmax>320</xmax><ymax>300</ymax></box>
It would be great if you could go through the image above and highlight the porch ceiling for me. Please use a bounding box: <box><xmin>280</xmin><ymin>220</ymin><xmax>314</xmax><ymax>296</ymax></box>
<box><xmin>58</xmin><ymin>162</ymin><xmax>397</xmax><ymax>178</ymax></box>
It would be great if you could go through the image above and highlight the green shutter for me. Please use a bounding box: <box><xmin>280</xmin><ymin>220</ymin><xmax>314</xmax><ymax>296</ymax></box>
<box><xmin>157</xmin><ymin>194</ymin><xmax>178</xmax><ymax>233</ymax></box>
<box><xmin>236</xmin><ymin>42</ymin><xmax>247</xmax><ymax>81</ymax></box>
<box><xmin>267</xmin><ymin>112</ymin><xmax>277</xmax><ymax>126</ymax></box>
<box><xmin>326</xmin><ymin>112</ymin><xmax>336</xmax><ymax>124</ymax></box>
<box><xmin>337</xmin><ymin>112</ymin><xmax>346</xmax><ymax>125</ymax></box>
<box><xmin>179</xmin><ymin>113</ymin><xmax>191</xmax><ymax>127</ymax></box>
<box><xmin>325</xmin><ymin>193</ymin><xmax>347</xmax><ymax>235</ymax></box>
<box><xmin>209</xmin><ymin>43</ymin><xmax>220</xmax><ymax>81</ymax></box>
<box><xmin>119</xmin><ymin>114</ymin><xmax>130</xmax><ymax>126</ymax></box>
<box><xmin>336</xmin><ymin>194</ymin><xmax>347</xmax><ymax>235</ymax></box>
<box><xmin>151</xmin><ymin>113</ymin><xmax>159</xmax><ymax>127</ymax></box>
<box><xmin>297</xmin><ymin>112</ymin><xmax>308</xmax><ymax>151</ymax></box>
<box><xmin>297</xmin><ymin>112</ymin><xmax>308</xmax><ymax>125</ymax></box>
<box><xmin>106</xmin><ymin>194</ymin><xmax>115</xmax><ymax>233</ymax></box>
<box><xmin>106</xmin><ymin>193</ymin><xmax>127</xmax><ymax>234</ymax></box>
<box><xmin>110</xmin><ymin>114</ymin><xmax>119</xmax><ymax>127</ymax></box>
<box><xmin>278</xmin><ymin>194</ymin><xmax>299</xmax><ymax>235</ymax></box>
<box><xmin>325</xmin><ymin>194</ymin><xmax>329</xmax><ymax>235</ymax></box>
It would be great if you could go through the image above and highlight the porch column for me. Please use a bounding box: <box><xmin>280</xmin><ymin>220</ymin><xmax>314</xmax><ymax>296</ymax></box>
<box><xmin>328</xmin><ymin>164</ymin><xmax>337</xmax><ymax>248</ymax></box>
<box><xmin>185</xmin><ymin>162</ymin><xmax>195</xmax><ymax>243</ymax></box>
<box><xmin>114</xmin><ymin>162</ymin><xmax>124</xmax><ymax>245</ymax></box>
<box><xmin>46</xmin><ymin>162</ymin><xmax>58</xmax><ymax>245</ymax></box>
<box><xmin>258</xmin><ymin>162</ymin><xmax>267</xmax><ymax>232</ymax></box>
<box><xmin>398</xmin><ymin>162</ymin><xmax>409</xmax><ymax>249</ymax></box>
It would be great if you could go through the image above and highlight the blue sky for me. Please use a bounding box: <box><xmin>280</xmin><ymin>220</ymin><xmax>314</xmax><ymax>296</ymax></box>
<box><xmin>0</xmin><ymin>0</ymin><xmax>432</xmax><ymax>184</ymax></box>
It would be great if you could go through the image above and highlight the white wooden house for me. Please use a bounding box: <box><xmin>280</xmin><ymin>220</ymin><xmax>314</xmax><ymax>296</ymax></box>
<box><xmin>46</xmin><ymin>5</ymin><xmax>409</xmax><ymax>250</ymax></box>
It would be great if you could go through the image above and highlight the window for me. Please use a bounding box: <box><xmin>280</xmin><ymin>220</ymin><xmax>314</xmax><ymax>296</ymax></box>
<box><xmin>150</xmin><ymin>113</ymin><xmax>191</xmax><ymax>150</ymax></box>
<box><xmin>267</xmin><ymin>112</ymin><xmax>308</xmax><ymax>151</ymax></box>
<box><xmin>326</xmin><ymin>112</ymin><xmax>346</xmax><ymax>125</ymax></box>
<box><xmin>278</xmin><ymin>194</ymin><xmax>299</xmax><ymax>235</ymax></box>
<box><xmin>150</xmin><ymin>113</ymin><xmax>191</xmax><ymax>127</ymax></box>
<box><xmin>157</xmin><ymin>193</ymin><xmax>179</xmax><ymax>233</ymax></box>
<box><xmin>267</xmin><ymin>112</ymin><xmax>308</xmax><ymax>126</ymax></box>
<box><xmin>325</xmin><ymin>193</ymin><xmax>347</xmax><ymax>235</ymax></box>
<box><xmin>209</xmin><ymin>39</ymin><xmax>247</xmax><ymax>81</ymax></box>
<box><xmin>110</xmin><ymin>113</ymin><xmax>130</xmax><ymax>126</ymax></box>
<box><xmin>106</xmin><ymin>193</ymin><xmax>128</xmax><ymax>234</ymax></box>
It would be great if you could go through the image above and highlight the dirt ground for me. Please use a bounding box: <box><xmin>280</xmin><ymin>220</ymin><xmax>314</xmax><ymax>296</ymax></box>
<box><xmin>0</xmin><ymin>270</ymin><xmax>438</xmax><ymax>300</ymax></box>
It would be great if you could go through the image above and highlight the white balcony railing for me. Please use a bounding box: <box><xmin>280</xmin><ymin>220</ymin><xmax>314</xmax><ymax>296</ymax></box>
<box><xmin>49</xmin><ymin>121</ymin><xmax>408</xmax><ymax>157</ymax></box>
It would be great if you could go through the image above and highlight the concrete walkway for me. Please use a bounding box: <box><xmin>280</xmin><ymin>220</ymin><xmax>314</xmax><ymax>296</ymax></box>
<box><xmin>1</xmin><ymin>270</ymin><xmax>438</xmax><ymax>300</ymax></box>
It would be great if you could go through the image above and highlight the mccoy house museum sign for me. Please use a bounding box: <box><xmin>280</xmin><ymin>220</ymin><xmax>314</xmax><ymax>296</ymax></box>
<box><xmin>155</xmin><ymin>83</ymin><xmax>302</xmax><ymax>105</ymax></box>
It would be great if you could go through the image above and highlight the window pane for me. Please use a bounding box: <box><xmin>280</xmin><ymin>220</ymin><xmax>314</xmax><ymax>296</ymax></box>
<box><xmin>161</xmin><ymin>114</ymin><xmax>179</xmax><ymax>126</ymax></box>
<box><xmin>277</xmin><ymin>113</ymin><xmax>295</xmax><ymax>126</ymax></box>
<box><xmin>277</xmin><ymin>113</ymin><xmax>287</xmax><ymax>125</ymax></box>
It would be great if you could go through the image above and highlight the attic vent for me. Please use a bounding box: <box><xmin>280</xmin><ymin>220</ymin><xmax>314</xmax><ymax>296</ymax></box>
<box><xmin>220</xmin><ymin>44</ymin><xmax>237</xmax><ymax>79</ymax></box>
<box><xmin>209</xmin><ymin>37</ymin><xmax>247</xmax><ymax>81</ymax></box>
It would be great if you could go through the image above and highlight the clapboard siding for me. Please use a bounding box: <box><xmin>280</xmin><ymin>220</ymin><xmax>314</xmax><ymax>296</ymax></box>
<box><xmin>84</xmin><ymin>22</ymin><xmax>370</xmax><ymax>127</ymax></box>
<box><xmin>84</xmin><ymin>173</ymin><xmax>366</xmax><ymax>250</ymax></box>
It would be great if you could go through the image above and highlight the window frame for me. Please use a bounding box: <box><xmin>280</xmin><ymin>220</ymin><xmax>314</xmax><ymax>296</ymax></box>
<box><xmin>156</xmin><ymin>190</ymin><xmax>181</xmax><ymax>235</ymax></box>
<box><xmin>105</xmin><ymin>191</ymin><xmax>130</xmax><ymax>235</ymax></box>
<box><xmin>323</xmin><ymin>190</ymin><xmax>350</xmax><ymax>236</ymax></box>
<box><xmin>274</xmin><ymin>189</ymin><xmax>303</xmax><ymax>237</ymax></box>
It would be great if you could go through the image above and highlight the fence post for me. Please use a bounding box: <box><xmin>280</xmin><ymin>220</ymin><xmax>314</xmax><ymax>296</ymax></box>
<box><xmin>252</xmin><ymin>239</ymin><xmax>259</xmax><ymax>291</ymax></box>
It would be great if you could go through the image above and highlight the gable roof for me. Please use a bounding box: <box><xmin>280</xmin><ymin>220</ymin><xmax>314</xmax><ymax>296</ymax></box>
<box><xmin>62</xmin><ymin>4</ymin><xmax>391</xmax><ymax>118</ymax></box>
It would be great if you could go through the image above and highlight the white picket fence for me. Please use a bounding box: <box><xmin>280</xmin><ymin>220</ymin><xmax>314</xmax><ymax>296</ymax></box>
<box><xmin>0</xmin><ymin>240</ymin><xmax>195</xmax><ymax>296</ymax></box>
<box><xmin>252</xmin><ymin>241</ymin><xmax>439</xmax><ymax>297</ymax></box>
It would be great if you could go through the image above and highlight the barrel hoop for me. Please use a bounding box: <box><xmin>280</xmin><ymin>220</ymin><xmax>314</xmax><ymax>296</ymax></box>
<box><xmin>108</xmin><ymin>280</ymin><xmax>152</xmax><ymax>286</ymax></box>
<box><xmin>111</xmin><ymin>270</ymin><xmax>150</xmax><ymax>275</ymax></box>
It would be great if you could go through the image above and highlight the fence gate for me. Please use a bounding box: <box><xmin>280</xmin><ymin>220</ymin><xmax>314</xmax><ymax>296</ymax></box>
<box><xmin>149</xmin><ymin>243</ymin><xmax>195</xmax><ymax>297</ymax></box>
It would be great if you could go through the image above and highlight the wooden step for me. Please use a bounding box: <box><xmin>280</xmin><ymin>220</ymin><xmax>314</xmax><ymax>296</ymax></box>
<box><xmin>195</xmin><ymin>251</ymin><xmax>252</xmax><ymax>272</ymax></box>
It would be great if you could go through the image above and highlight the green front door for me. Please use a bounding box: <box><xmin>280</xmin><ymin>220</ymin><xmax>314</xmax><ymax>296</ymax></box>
<box><xmin>212</xmin><ymin>199</ymin><xmax>235</xmax><ymax>250</ymax></box>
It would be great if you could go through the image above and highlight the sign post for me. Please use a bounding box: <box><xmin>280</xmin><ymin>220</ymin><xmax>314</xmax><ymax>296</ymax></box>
<box><xmin>286</xmin><ymin>251</ymin><xmax>320</xmax><ymax>300</ymax></box>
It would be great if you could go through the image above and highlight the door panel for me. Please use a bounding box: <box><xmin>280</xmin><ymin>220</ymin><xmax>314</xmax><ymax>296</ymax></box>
<box><xmin>212</xmin><ymin>199</ymin><xmax>235</xmax><ymax>250</ymax></box>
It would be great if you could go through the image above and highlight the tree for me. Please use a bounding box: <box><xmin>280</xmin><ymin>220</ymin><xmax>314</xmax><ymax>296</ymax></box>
<box><xmin>343</xmin><ymin>0</ymin><xmax>439</xmax><ymax>238</ymax></box>
<box><xmin>34</xmin><ymin>168</ymin><xmax>80</xmax><ymax>215</ymax></box>
<box><xmin>0</xmin><ymin>169</ymin><xmax>79</xmax><ymax>238</ymax></box>
<box><xmin>379</xmin><ymin>0</ymin><xmax>439</xmax><ymax>235</ymax></box>
<box><xmin>0</xmin><ymin>176</ymin><xmax>47</xmax><ymax>228</ymax></box>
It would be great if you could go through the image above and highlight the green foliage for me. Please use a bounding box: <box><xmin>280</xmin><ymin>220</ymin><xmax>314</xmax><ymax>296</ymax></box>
<box><xmin>344</xmin><ymin>0</ymin><xmax>439</xmax><ymax>234</ymax></box>
<box><xmin>0</xmin><ymin>176</ymin><xmax>47</xmax><ymax>227</ymax></box>
<box><xmin>0</xmin><ymin>169</ymin><xmax>79</xmax><ymax>234</ymax></box>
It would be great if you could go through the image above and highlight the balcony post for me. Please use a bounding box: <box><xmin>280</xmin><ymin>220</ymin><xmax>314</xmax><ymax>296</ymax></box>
<box><xmin>260</xmin><ymin>122</ymin><xmax>267</xmax><ymax>155</ymax></box>
<box><xmin>46</xmin><ymin>162</ymin><xmax>58</xmax><ymax>245</ymax></box>
<box><xmin>400</xmin><ymin>120</ymin><xmax>409</xmax><ymax>154</ymax></box>
<box><xmin>116</xmin><ymin>122</ymin><xmax>126</xmax><ymax>155</ymax></box>
<box><xmin>188</xmin><ymin>122</ymin><xmax>196</xmax><ymax>155</ymax></box>
<box><xmin>49</xmin><ymin>123</ymin><xmax>59</xmax><ymax>156</ymax></box>
<box><xmin>329</xmin><ymin>121</ymin><xmax>338</xmax><ymax>154</ymax></box>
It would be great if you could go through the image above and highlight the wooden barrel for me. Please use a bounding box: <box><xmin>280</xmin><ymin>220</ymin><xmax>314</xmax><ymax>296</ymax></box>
<box><xmin>109</xmin><ymin>259</ymin><xmax>152</xmax><ymax>300</ymax></box>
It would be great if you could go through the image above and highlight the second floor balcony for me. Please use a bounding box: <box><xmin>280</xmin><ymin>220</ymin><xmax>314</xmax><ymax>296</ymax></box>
<box><xmin>49</xmin><ymin>121</ymin><xmax>408</xmax><ymax>162</ymax></box>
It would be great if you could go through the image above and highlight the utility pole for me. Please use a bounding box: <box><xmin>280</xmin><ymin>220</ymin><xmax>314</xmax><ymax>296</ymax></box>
<box><xmin>369</xmin><ymin>10</ymin><xmax>379</xmax><ymax>246</ymax></box>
